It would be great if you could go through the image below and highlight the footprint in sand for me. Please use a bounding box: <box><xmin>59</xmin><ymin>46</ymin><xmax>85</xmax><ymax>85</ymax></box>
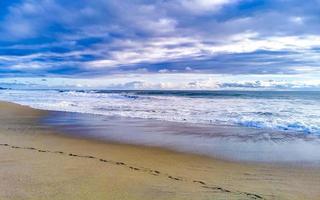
<box><xmin>202</xmin><ymin>186</ymin><xmax>231</xmax><ymax>193</ymax></box>
<box><xmin>83</xmin><ymin>155</ymin><xmax>96</xmax><ymax>159</ymax></box>
<box><xmin>68</xmin><ymin>153</ymin><xmax>80</xmax><ymax>157</ymax></box>
<box><xmin>243</xmin><ymin>192</ymin><xmax>263</xmax><ymax>199</ymax></box>
<box><xmin>129</xmin><ymin>166</ymin><xmax>140</xmax><ymax>171</ymax></box>
<box><xmin>116</xmin><ymin>162</ymin><xmax>125</xmax><ymax>165</ymax></box>
<box><xmin>168</xmin><ymin>176</ymin><xmax>182</xmax><ymax>181</ymax></box>
<box><xmin>25</xmin><ymin>147</ymin><xmax>36</xmax><ymax>150</ymax></box>
<box><xmin>193</xmin><ymin>180</ymin><xmax>206</xmax><ymax>185</ymax></box>
<box><xmin>0</xmin><ymin>143</ymin><xmax>264</xmax><ymax>200</ymax></box>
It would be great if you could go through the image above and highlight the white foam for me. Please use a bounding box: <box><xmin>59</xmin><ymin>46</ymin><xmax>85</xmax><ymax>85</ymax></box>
<box><xmin>1</xmin><ymin>89</ymin><xmax>320</xmax><ymax>135</ymax></box>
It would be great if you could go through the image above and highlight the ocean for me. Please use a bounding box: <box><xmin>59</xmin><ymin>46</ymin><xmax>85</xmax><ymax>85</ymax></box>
<box><xmin>0</xmin><ymin>89</ymin><xmax>319</xmax><ymax>135</ymax></box>
<box><xmin>1</xmin><ymin>89</ymin><xmax>320</xmax><ymax>163</ymax></box>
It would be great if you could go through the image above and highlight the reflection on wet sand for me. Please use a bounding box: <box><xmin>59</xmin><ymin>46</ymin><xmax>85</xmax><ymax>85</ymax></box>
<box><xmin>45</xmin><ymin>112</ymin><xmax>320</xmax><ymax>164</ymax></box>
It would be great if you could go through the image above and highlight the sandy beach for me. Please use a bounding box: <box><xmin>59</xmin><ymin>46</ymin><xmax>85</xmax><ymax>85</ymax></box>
<box><xmin>0</xmin><ymin>101</ymin><xmax>320</xmax><ymax>200</ymax></box>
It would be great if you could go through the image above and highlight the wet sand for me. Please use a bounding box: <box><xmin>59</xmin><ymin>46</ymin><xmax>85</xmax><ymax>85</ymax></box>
<box><xmin>0</xmin><ymin>101</ymin><xmax>320</xmax><ymax>200</ymax></box>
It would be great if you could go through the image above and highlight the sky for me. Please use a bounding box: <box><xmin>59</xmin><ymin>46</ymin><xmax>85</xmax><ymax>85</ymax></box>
<box><xmin>0</xmin><ymin>0</ymin><xmax>320</xmax><ymax>90</ymax></box>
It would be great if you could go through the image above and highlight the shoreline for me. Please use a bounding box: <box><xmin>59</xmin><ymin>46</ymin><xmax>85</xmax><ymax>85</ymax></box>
<box><xmin>43</xmin><ymin>109</ymin><xmax>320</xmax><ymax>166</ymax></box>
<box><xmin>1</xmin><ymin>101</ymin><xmax>320</xmax><ymax>199</ymax></box>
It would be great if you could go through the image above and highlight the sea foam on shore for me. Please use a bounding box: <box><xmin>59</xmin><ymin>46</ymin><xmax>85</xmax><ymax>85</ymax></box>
<box><xmin>1</xmin><ymin>89</ymin><xmax>320</xmax><ymax>135</ymax></box>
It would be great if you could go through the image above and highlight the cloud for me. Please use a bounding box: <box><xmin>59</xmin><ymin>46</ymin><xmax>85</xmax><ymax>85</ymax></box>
<box><xmin>0</xmin><ymin>0</ymin><xmax>320</xmax><ymax>79</ymax></box>
<box><xmin>86</xmin><ymin>78</ymin><xmax>320</xmax><ymax>90</ymax></box>
<box><xmin>219</xmin><ymin>80</ymin><xmax>320</xmax><ymax>90</ymax></box>
<box><xmin>2</xmin><ymin>73</ymin><xmax>320</xmax><ymax>90</ymax></box>
<box><xmin>178</xmin><ymin>0</ymin><xmax>240</xmax><ymax>13</ymax></box>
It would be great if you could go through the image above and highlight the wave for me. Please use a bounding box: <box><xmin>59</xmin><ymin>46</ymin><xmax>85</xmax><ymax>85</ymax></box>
<box><xmin>236</xmin><ymin>120</ymin><xmax>320</xmax><ymax>135</ymax></box>
<box><xmin>56</xmin><ymin>89</ymin><xmax>320</xmax><ymax>100</ymax></box>
<box><xmin>0</xmin><ymin>89</ymin><xmax>320</xmax><ymax>135</ymax></box>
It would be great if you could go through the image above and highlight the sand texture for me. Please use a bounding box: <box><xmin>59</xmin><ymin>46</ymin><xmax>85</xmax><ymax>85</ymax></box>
<box><xmin>0</xmin><ymin>101</ymin><xmax>320</xmax><ymax>200</ymax></box>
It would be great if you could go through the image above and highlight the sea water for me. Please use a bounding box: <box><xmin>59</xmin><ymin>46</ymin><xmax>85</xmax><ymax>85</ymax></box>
<box><xmin>1</xmin><ymin>89</ymin><xmax>320</xmax><ymax>163</ymax></box>
<box><xmin>1</xmin><ymin>89</ymin><xmax>319</xmax><ymax>135</ymax></box>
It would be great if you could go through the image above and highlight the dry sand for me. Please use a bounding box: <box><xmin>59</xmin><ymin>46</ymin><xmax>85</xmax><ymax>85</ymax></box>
<box><xmin>0</xmin><ymin>101</ymin><xmax>319</xmax><ymax>200</ymax></box>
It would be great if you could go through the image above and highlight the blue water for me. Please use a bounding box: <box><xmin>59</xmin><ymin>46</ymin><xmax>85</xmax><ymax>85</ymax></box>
<box><xmin>43</xmin><ymin>111</ymin><xmax>320</xmax><ymax>163</ymax></box>
<box><xmin>1</xmin><ymin>89</ymin><xmax>320</xmax><ymax>135</ymax></box>
<box><xmin>61</xmin><ymin>90</ymin><xmax>320</xmax><ymax>100</ymax></box>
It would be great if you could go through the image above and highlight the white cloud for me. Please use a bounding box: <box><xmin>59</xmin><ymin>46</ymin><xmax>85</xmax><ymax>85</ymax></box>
<box><xmin>1</xmin><ymin>0</ymin><xmax>320</xmax><ymax>77</ymax></box>
<box><xmin>159</xmin><ymin>69</ymin><xmax>170</xmax><ymax>73</ymax></box>
<box><xmin>84</xmin><ymin>34</ymin><xmax>320</xmax><ymax>69</ymax></box>
<box><xmin>9</xmin><ymin>62</ymin><xmax>47</xmax><ymax>70</ymax></box>
<box><xmin>290</xmin><ymin>16</ymin><xmax>303</xmax><ymax>25</ymax></box>
<box><xmin>179</xmin><ymin>0</ymin><xmax>240</xmax><ymax>13</ymax></box>
<box><xmin>4</xmin><ymin>73</ymin><xmax>320</xmax><ymax>90</ymax></box>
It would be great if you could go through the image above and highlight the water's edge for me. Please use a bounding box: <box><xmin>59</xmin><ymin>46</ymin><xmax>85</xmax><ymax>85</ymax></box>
<box><xmin>1</xmin><ymin>89</ymin><xmax>320</xmax><ymax>135</ymax></box>
<box><xmin>42</xmin><ymin>110</ymin><xmax>320</xmax><ymax>165</ymax></box>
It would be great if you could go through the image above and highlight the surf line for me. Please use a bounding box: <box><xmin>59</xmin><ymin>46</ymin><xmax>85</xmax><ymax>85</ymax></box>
<box><xmin>0</xmin><ymin>143</ymin><xmax>264</xmax><ymax>200</ymax></box>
